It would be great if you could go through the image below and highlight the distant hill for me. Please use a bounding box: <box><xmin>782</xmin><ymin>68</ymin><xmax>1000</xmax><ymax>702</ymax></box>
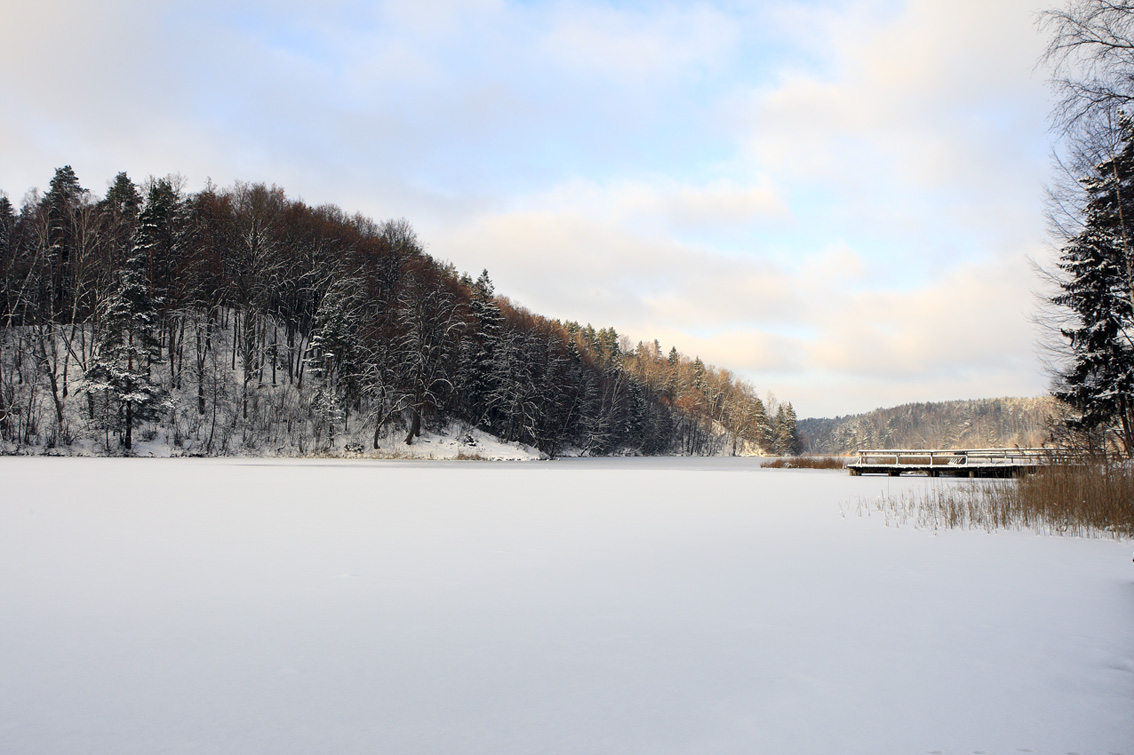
<box><xmin>798</xmin><ymin>397</ymin><xmax>1059</xmax><ymax>454</ymax></box>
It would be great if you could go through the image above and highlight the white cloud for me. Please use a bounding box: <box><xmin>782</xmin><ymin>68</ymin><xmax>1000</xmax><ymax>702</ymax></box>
<box><xmin>539</xmin><ymin>3</ymin><xmax>738</xmax><ymax>83</ymax></box>
<box><xmin>0</xmin><ymin>0</ymin><xmax>1058</xmax><ymax>416</ymax></box>
<box><xmin>736</xmin><ymin>0</ymin><xmax>1052</xmax><ymax>264</ymax></box>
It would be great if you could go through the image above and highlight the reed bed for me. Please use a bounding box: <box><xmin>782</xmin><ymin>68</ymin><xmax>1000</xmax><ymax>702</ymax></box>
<box><xmin>763</xmin><ymin>456</ymin><xmax>848</xmax><ymax>470</ymax></box>
<box><xmin>858</xmin><ymin>464</ymin><xmax>1134</xmax><ymax>539</ymax></box>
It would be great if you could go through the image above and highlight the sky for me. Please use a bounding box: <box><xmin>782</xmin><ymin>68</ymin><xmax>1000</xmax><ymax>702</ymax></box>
<box><xmin>0</xmin><ymin>0</ymin><xmax>1060</xmax><ymax>418</ymax></box>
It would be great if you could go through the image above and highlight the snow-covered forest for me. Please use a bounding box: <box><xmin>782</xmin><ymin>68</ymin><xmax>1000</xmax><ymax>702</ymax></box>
<box><xmin>799</xmin><ymin>397</ymin><xmax>1057</xmax><ymax>454</ymax></box>
<box><xmin>0</xmin><ymin>168</ymin><xmax>798</xmax><ymax>457</ymax></box>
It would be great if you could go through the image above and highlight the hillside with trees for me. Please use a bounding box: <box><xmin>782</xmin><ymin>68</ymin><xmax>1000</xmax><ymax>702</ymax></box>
<box><xmin>798</xmin><ymin>397</ymin><xmax>1058</xmax><ymax>454</ymax></box>
<box><xmin>0</xmin><ymin>168</ymin><xmax>795</xmax><ymax>457</ymax></box>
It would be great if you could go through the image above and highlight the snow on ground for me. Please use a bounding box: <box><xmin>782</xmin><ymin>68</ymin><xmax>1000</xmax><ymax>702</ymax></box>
<box><xmin>366</xmin><ymin>424</ymin><xmax>545</xmax><ymax>461</ymax></box>
<box><xmin>0</xmin><ymin>457</ymin><xmax>1131</xmax><ymax>754</ymax></box>
<box><xmin>6</xmin><ymin>422</ymin><xmax>546</xmax><ymax>461</ymax></box>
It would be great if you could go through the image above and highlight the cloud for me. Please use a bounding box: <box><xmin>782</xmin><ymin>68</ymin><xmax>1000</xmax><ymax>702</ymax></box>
<box><xmin>735</xmin><ymin>0</ymin><xmax>1052</xmax><ymax>266</ymax></box>
<box><xmin>0</xmin><ymin>0</ymin><xmax>1058</xmax><ymax>416</ymax></box>
<box><xmin>539</xmin><ymin>3</ymin><xmax>738</xmax><ymax>83</ymax></box>
<box><xmin>428</xmin><ymin>172</ymin><xmax>1049</xmax><ymax>417</ymax></box>
<box><xmin>803</xmin><ymin>259</ymin><xmax>1040</xmax><ymax>377</ymax></box>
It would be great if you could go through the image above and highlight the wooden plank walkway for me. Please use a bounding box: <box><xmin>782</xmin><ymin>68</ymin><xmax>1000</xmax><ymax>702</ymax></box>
<box><xmin>847</xmin><ymin>448</ymin><xmax>1073</xmax><ymax>478</ymax></box>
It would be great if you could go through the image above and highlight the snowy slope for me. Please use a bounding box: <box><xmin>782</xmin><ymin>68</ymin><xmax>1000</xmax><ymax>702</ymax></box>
<box><xmin>6</xmin><ymin>421</ymin><xmax>546</xmax><ymax>461</ymax></box>
<box><xmin>1</xmin><ymin>457</ymin><xmax>1130</xmax><ymax>754</ymax></box>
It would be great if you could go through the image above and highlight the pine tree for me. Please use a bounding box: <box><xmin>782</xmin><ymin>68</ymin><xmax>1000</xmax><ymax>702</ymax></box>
<box><xmin>43</xmin><ymin>166</ymin><xmax>86</xmax><ymax>305</ymax></box>
<box><xmin>100</xmin><ymin>172</ymin><xmax>142</xmax><ymax>266</ymax></box>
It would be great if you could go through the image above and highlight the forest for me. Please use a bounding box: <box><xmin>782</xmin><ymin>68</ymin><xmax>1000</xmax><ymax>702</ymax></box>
<box><xmin>798</xmin><ymin>397</ymin><xmax>1058</xmax><ymax>455</ymax></box>
<box><xmin>0</xmin><ymin>167</ymin><xmax>799</xmax><ymax>458</ymax></box>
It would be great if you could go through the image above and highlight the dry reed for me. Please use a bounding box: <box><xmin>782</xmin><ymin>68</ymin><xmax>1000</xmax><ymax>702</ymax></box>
<box><xmin>858</xmin><ymin>464</ymin><xmax>1134</xmax><ymax>539</ymax></box>
<box><xmin>763</xmin><ymin>456</ymin><xmax>848</xmax><ymax>470</ymax></box>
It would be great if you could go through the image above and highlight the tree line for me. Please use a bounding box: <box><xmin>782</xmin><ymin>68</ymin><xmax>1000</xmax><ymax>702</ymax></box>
<box><xmin>0</xmin><ymin>168</ymin><xmax>797</xmax><ymax>457</ymax></box>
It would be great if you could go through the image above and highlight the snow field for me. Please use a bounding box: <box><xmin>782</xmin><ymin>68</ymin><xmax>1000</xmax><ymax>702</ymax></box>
<box><xmin>0</xmin><ymin>457</ymin><xmax>1131</xmax><ymax>754</ymax></box>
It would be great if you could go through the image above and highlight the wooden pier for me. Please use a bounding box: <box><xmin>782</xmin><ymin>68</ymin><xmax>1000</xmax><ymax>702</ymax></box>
<box><xmin>847</xmin><ymin>448</ymin><xmax>1067</xmax><ymax>478</ymax></box>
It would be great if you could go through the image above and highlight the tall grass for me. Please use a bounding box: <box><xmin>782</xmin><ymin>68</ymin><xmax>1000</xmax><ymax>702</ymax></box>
<box><xmin>859</xmin><ymin>464</ymin><xmax>1134</xmax><ymax>539</ymax></box>
<box><xmin>763</xmin><ymin>456</ymin><xmax>847</xmax><ymax>470</ymax></box>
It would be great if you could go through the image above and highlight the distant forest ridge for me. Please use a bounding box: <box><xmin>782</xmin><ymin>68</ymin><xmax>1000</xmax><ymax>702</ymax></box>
<box><xmin>798</xmin><ymin>397</ymin><xmax>1058</xmax><ymax>455</ymax></box>
<box><xmin>0</xmin><ymin>167</ymin><xmax>800</xmax><ymax>457</ymax></box>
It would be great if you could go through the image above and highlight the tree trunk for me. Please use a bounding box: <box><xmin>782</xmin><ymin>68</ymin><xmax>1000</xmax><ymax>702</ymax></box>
<box><xmin>176</xmin><ymin>318</ymin><xmax>185</xmax><ymax>390</ymax></box>
<box><xmin>0</xmin><ymin>351</ymin><xmax>9</xmax><ymax>441</ymax></box>
<box><xmin>168</xmin><ymin>315</ymin><xmax>178</xmax><ymax>388</ymax></box>
<box><xmin>37</xmin><ymin>328</ymin><xmax>66</xmax><ymax>440</ymax></box>
<box><xmin>405</xmin><ymin>404</ymin><xmax>421</xmax><ymax>444</ymax></box>
<box><xmin>196</xmin><ymin>327</ymin><xmax>206</xmax><ymax>416</ymax></box>
<box><xmin>125</xmin><ymin>330</ymin><xmax>134</xmax><ymax>450</ymax></box>
<box><xmin>286</xmin><ymin>323</ymin><xmax>295</xmax><ymax>384</ymax></box>
<box><xmin>125</xmin><ymin>400</ymin><xmax>133</xmax><ymax>450</ymax></box>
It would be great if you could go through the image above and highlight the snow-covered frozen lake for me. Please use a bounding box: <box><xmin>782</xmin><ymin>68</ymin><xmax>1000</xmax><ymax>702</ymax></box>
<box><xmin>1</xmin><ymin>457</ymin><xmax>1131</xmax><ymax>754</ymax></box>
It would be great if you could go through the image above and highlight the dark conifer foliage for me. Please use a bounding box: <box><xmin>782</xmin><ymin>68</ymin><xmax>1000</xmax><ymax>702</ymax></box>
<box><xmin>1039</xmin><ymin>1</ymin><xmax>1134</xmax><ymax>457</ymax></box>
<box><xmin>1051</xmin><ymin>118</ymin><xmax>1134</xmax><ymax>456</ymax></box>
<box><xmin>82</xmin><ymin>216</ymin><xmax>169</xmax><ymax>451</ymax></box>
<box><xmin>0</xmin><ymin>168</ymin><xmax>783</xmax><ymax>456</ymax></box>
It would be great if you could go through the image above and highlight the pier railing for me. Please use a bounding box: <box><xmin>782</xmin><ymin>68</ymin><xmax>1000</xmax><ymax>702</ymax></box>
<box><xmin>847</xmin><ymin>448</ymin><xmax>1082</xmax><ymax>477</ymax></box>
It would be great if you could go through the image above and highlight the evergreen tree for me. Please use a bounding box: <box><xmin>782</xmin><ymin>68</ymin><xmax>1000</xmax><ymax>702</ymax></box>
<box><xmin>41</xmin><ymin>166</ymin><xmax>87</xmax><ymax>317</ymax></box>
<box><xmin>0</xmin><ymin>195</ymin><xmax>14</xmax><ymax>321</ymax></box>
<box><xmin>458</xmin><ymin>269</ymin><xmax>502</xmax><ymax>429</ymax></box>
<box><xmin>488</xmin><ymin>327</ymin><xmax>537</xmax><ymax>443</ymax></box>
<box><xmin>0</xmin><ymin>195</ymin><xmax>13</xmax><ymax>264</ymax></box>
<box><xmin>306</xmin><ymin>288</ymin><xmax>362</xmax><ymax>447</ymax></box>
<box><xmin>0</xmin><ymin>195</ymin><xmax>13</xmax><ymax>441</ymax></box>
<box><xmin>1053</xmin><ymin>117</ymin><xmax>1134</xmax><ymax>456</ymax></box>
<box><xmin>776</xmin><ymin>401</ymin><xmax>802</xmax><ymax>455</ymax></box>
<box><xmin>82</xmin><ymin>199</ymin><xmax>170</xmax><ymax>450</ymax></box>
<box><xmin>100</xmin><ymin>172</ymin><xmax>142</xmax><ymax>264</ymax></box>
<box><xmin>771</xmin><ymin>401</ymin><xmax>802</xmax><ymax>455</ymax></box>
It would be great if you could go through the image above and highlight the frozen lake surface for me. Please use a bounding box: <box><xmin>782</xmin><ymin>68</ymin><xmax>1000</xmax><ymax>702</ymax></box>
<box><xmin>1</xmin><ymin>457</ymin><xmax>1131</xmax><ymax>754</ymax></box>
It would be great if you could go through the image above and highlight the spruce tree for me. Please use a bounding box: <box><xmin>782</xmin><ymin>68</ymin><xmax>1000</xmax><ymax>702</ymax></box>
<box><xmin>775</xmin><ymin>402</ymin><xmax>802</xmax><ymax>456</ymax></box>
<box><xmin>1053</xmin><ymin>118</ymin><xmax>1134</xmax><ymax>456</ymax></box>
<box><xmin>82</xmin><ymin>193</ymin><xmax>170</xmax><ymax>451</ymax></box>
<box><xmin>306</xmin><ymin>289</ymin><xmax>362</xmax><ymax>447</ymax></box>
<box><xmin>0</xmin><ymin>195</ymin><xmax>13</xmax><ymax>263</ymax></box>
<box><xmin>458</xmin><ymin>269</ymin><xmax>502</xmax><ymax>429</ymax></box>
<box><xmin>0</xmin><ymin>195</ymin><xmax>12</xmax><ymax>442</ymax></box>
<box><xmin>0</xmin><ymin>195</ymin><xmax>14</xmax><ymax>321</ymax></box>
